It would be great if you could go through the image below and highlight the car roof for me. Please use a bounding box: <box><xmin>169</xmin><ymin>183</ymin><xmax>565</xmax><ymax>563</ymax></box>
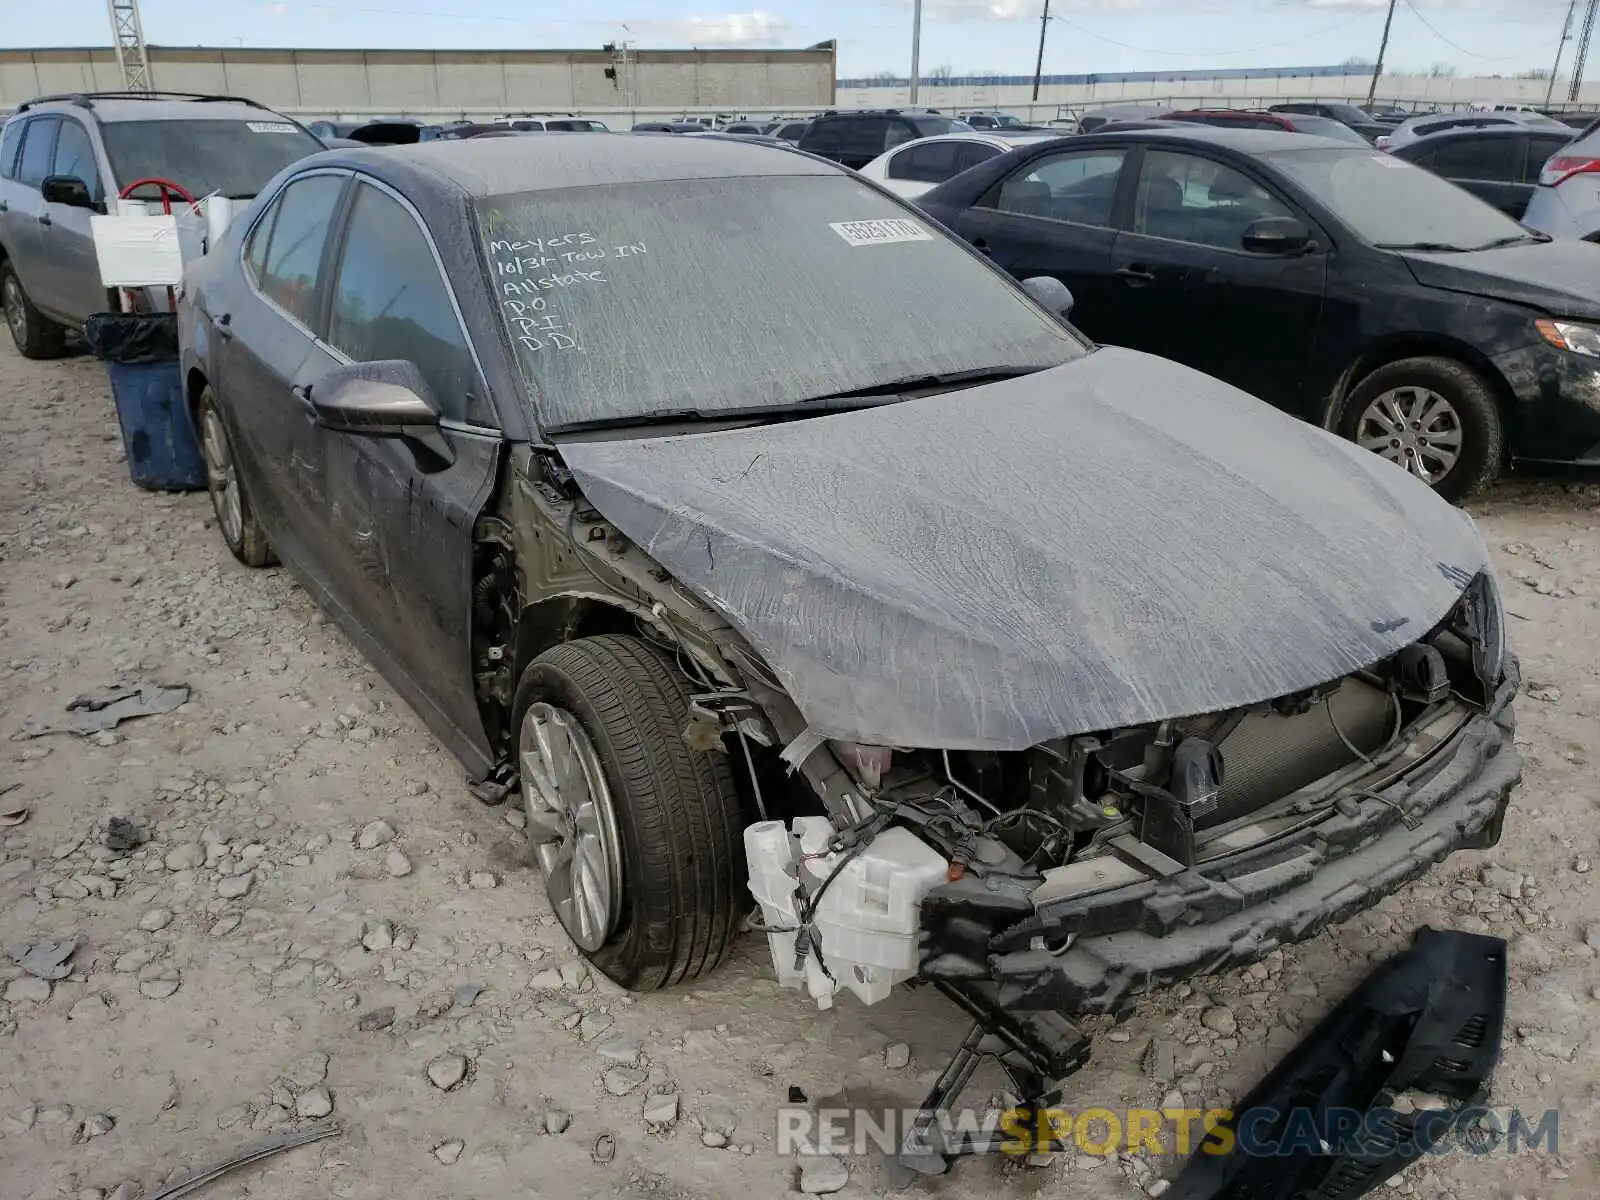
<box><xmin>314</xmin><ymin>131</ymin><xmax>839</xmax><ymax>197</ymax></box>
<box><xmin>14</xmin><ymin>93</ymin><xmax>283</xmax><ymax>124</ymax></box>
<box><xmin>1076</xmin><ymin>125</ymin><xmax>1339</xmax><ymax>152</ymax></box>
<box><xmin>1399</xmin><ymin>124</ymin><xmax>1565</xmax><ymax>145</ymax></box>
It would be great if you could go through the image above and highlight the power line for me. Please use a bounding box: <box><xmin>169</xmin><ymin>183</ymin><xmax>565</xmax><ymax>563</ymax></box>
<box><xmin>1398</xmin><ymin>0</ymin><xmax>1558</xmax><ymax>63</ymax></box>
<box><xmin>1046</xmin><ymin>9</ymin><xmax>1378</xmax><ymax>60</ymax></box>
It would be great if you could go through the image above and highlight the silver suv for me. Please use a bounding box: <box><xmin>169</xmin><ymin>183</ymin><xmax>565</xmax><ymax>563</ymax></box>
<box><xmin>1522</xmin><ymin>120</ymin><xmax>1600</xmax><ymax>240</ymax></box>
<box><xmin>0</xmin><ymin>91</ymin><xmax>323</xmax><ymax>358</ymax></box>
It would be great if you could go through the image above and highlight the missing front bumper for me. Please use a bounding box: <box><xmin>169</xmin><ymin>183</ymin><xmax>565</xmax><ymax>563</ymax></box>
<box><xmin>919</xmin><ymin>670</ymin><xmax>1521</xmax><ymax>1015</ymax></box>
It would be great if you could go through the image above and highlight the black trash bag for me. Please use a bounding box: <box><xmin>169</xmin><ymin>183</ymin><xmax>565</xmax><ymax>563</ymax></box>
<box><xmin>83</xmin><ymin>311</ymin><xmax>180</xmax><ymax>364</ymax></box>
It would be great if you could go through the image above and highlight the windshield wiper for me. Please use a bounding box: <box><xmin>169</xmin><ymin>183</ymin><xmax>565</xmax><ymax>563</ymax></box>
<box><xmin>799</xmin><ymin>364</ymin><xmax>1052</xmax><ymax>404</ymax></box>
<box><xmin>1471</xmin><ymin>232</ymin><xmax>1551</xmax><ymax>250</ymax></box>
<box><xmin>546</xmin><ymin>367</ymin><xmax>1054</xmax><ymax>436</ymax></box>
<box><xmin>1373</xmin><ymin>241</ymin><xmax>1472</xmax><ymax>253</ymax></box>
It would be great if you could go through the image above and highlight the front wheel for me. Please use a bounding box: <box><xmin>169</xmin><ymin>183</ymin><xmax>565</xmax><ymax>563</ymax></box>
<box><xmin>1337</xmin><ymin>357</ymin><xmax>1503</xmax><ymax>502</ymax></box>
<box><xmin>513</xmin><ymin>635</ymin><xmax>747</xmax><ymax>991</ymax></box>
<box><xmin>196</xmin><ymin>385</ymin><xmax>274</xmax><ymax>567</ymax></box>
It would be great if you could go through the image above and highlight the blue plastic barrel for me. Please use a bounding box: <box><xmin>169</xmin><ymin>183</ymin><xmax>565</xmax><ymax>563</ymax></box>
<box><xmin>104</xmin><ymin>359</ymin><xmax>207</xmax><ymax>492</ymax></box>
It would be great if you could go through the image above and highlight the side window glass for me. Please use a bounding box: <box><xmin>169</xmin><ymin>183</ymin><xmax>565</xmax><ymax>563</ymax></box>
<box><xmin>884</xmin><ymin>121</ymin><xmax>917</xmax><ymax>151</ymax></box>
<box><xmin>993</xmin><ymin>148</ymin><xmax>1127</xmax><ymax>228</ymax></box>
<box><xmin>955</xmin><ymin>142</ymin><xmax>1001</xmax><ymax>173</ymax></box>
<box><xmin>892</xmin><ymin>141</ymin><xmax>958</xmax><ymax>182</ymax></box>
<box><xmin>17</xmin><ymin>118</ymin><xmax>60</xmax><ymax>188</ymax></box>
<box><xmin>1133</xmin><ymin>150</ymin><xmax>1294</xmax><ymax>249</ymax></box>
<box><xmin>51</xmin><ymin>121</ymin><xmax>100</xmax><ymax>199</ymax></box>
<box><xmin>256</xmin><ymin>174</ymin><xmax>345</xmax><ymax>328</ymax></box>
<box><xmin>326</xmin><ymin>184</ymin><xmax>478</xmax><ymax>423</ymax></box>
<box><xmin>0</xmin><ymin>120</ymin><xmax>24</xmax><ymax>180</ymax></box>
<box><xmin>1525</xmin><ymin>136</ymin><xmax>1571</xmax><ymax>182</ymax></box>
<box><xmin>1430</xmin><ymin>137</ymin><xmax>1516</xmax><ymax>181</ymax></box>
<box><xmin>243</xmin><ymin>202</ymin><xmax>279</xmax><ymax>286</ymax></box>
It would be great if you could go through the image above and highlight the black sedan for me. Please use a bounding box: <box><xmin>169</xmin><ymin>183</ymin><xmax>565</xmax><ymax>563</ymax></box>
<box><xmin>1388</xmin><ymin>124</ymin><xmax>1573</xmax><ymax>219</ymax></box>
<box><xmin>173</xmin><ymin>135</ymin><xmax>1517</xmax><ymax>1006</ymax></box>
<box><xmin>918</xmin><ymin>126</ymin><xmax>1600</xmax><ymax>499</ymax></box>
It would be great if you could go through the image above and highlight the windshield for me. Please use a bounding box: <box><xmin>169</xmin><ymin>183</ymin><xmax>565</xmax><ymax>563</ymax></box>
<box><xmin>1322</xmin><ymin>104</ymin><xmax>1373</xmax><ymax>125</ymax></box>
<box><xmin>101</xmin><ymin>118</ymin><xmax>323</xmax><ymax>199</ymax></box>
<box><xmin>1265</xmin><ymin>146</ymin><xmax>1528</xmax><ymax>249</ymax></box>
<box><xmin>476</xmin><ymin>174</ymin><xmax>1085</xmax><ymax>431</ymax></box>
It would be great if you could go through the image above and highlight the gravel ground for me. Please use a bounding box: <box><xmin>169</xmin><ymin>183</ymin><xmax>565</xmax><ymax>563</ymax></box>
<box><xmin>1</xmin><ymin>341</ymin><xmax>1596</xmax><ymax>1200</ymax></box>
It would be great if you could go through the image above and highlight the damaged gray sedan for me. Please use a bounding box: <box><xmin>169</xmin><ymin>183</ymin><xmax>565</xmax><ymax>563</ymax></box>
<box><xmin>177</xmin><ymin>135</ymin><xmax>1520</xmax><ymax>1040</ymax></box>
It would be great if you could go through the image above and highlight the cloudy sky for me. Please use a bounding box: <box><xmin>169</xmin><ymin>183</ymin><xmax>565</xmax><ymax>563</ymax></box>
<box><xmin>3</xmin><ymin>0</ymin><xmax>1580</xmax><ymax>79</ymax></box>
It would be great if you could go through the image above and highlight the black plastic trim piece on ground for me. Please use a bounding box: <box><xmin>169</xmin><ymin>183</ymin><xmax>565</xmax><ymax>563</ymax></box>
<box><xmin>1166</xmin><ymin>926</ymin><xmax>1508</xmax><ymax>1200</ymax></box>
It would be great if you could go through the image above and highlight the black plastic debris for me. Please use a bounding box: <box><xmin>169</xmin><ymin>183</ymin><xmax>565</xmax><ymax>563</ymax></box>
<box><xmin>1167</xmin><ymin>927</ymin><xmax>1507</xmax><ymax>1200</ymax></box>
<box><xmin>82</xmin><ymin>311</ymin><xmax>181</xmax><ymax>364</ymax></box>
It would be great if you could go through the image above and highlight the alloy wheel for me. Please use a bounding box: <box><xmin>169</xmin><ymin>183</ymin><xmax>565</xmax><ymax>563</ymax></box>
<box><xmin>1355</xmin><ymin>385</ymin><xmax>1464</xmax><ymax>485</ymax></box>
<box><xmin>520</xmin><ymin>702</ymin><xmax>624</xmax><ymax>952</ymax></box>
<box><xmin>2</xmin><ymin>276</ymin><xmax>24</xmax><ymax>345</ymax></box>
<box><xmin>199</xmin><ymin>405</ymin><xmax>243</xmax><ymax>546</ymax></box>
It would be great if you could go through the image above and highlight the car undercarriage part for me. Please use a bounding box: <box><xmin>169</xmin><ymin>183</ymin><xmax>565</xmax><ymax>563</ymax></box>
<box><xmin>894</xmin><ymin>978</ymin><xmax>1092</xmax><ymax>1177</ymax></box>
<box><xmin>1166</xmin><ymin>927</ymin><xmax>1507</xmax><ymax>1200</ymax></box>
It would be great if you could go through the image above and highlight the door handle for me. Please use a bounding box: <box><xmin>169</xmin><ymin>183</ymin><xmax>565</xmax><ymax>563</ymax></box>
<box><xmin>971</xmin><ymin>238</ymin><xmax>993</xmax><ymax>257</ymax></box>
<box><xmin>1117</xmin><ymin>265</ymin><xmax>1156</xmax><ymax>285</ymax></box>
<box><xmin>37</xmin><ymin>213</ymin><xmax>52</xmax><ymax>227</ymax></box>
<box><xmin>212</xmin><ymin>311</ymin><xmax>233</xmax><ymax>340</ymax></box>
<box><xmin>0</xmin><ymin>200</ymin><xmax>8</xmax><ymax>212</ymax></box>
<box><xmin>291</xmin><ymin>384</ymin><xmax>315</xmax><ymax>411</ymax></box>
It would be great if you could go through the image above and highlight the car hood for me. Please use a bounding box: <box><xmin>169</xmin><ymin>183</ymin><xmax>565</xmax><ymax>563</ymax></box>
<box><xmin>1403</xmin><ymin>241</ymin><xmax>1600</xmax><ymax>321</ymax></box>
<box><xmin>559</xmin><ymin>347</ymin><xmax>1490</xmax><ymax>751</ymax></box>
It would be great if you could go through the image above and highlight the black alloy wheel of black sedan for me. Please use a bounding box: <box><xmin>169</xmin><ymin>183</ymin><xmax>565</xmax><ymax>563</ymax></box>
<box><xmin>917</xmin><ymin>126</ymin><xmax>1600</xmax><ymax>500</ymax></box>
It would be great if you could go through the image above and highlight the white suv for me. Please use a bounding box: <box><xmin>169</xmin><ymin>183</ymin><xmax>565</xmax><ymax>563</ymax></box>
<box><xmin>1522</xmin><ymin>121</ymin><xmax>1600</xmax><ymax>240</ymax></box>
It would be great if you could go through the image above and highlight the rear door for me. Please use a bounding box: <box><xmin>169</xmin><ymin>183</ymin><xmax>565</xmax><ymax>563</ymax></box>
<box><xmin>1104</xmin><ymin>146</ymin><xmax>1326</xmax><ymax>411</ymax></box>
<box><xmin>1422</xmin><ymin>135</ymin><xmax>1525</xmax><ymax>217</ymax></box>
<box><xmin>1521</xmin><ymin>132</ymin><xmax>1575</xmax><ymax>217</ymax></box>
<box><xmin>946</xmin><ymin>143</ymin><xmax>1132</xmax><ymax>335</ymax></box>
<box><xmin>217</xmin><ymin>170</ymin><xmax>351</xmax><ymax>569</ymax></box>
<box><xmin>36</xmin><ymin>116</ymin><xmax>108</xmax><ymax>323</ymax></box>
<box><xmin>309</xmin><ymin>178</ymin><xmax>501</xmax><ymax>747</ymax></box>
<box><xmin>2</xmin><ymin>117</ymin><xmax>60</xmax><ymax>317</ymax></box>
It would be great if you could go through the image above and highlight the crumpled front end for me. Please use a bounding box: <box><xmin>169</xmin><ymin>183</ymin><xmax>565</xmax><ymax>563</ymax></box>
<box><xmin>736</xmin><ymin>569</ymin><xmax>1519</xmax><ymax>1015</ymax></box>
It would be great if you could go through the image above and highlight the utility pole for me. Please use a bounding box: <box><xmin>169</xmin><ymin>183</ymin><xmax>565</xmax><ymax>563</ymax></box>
<box><xmin>106</xmin><ymin>0</ymin><xmax>153</xmax><ymax>93</ymax></box>
<box><xmin>1549</xmin><ymin>0</ymin><xmax>1579</xmax><ymax>108</ymax></box>
<box><xmin>1366</xmin><ymin>0</ymin><xmax>1397</xmax><ymax>108</ymax></box>
<box><xmin>1569</xmin><ymin>0</ymin><xmax>1599</xmax><ymax>103</ymax></box>
<box><xmin>909</xmin><ymin>0</ymin><xmax>923</xmax><ymax>104</ymax></box>
<box><xmin>1032</xmin><ymin>0</ymin><xmax>1052</xmax><ymax>102</ymax></box>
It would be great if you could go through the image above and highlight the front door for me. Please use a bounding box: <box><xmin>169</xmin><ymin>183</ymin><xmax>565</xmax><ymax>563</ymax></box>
<box><xmin>949</xmin><ymin>144</ymin><xmax>1132</xmax><ymax>341</ymax></box>
<box><xmin>1102</xmin><ymin>147</ymin><xmax>1326</xmax><ymax>412</ymax></box>
<box><xmin>307</xmin><ymin>178</ymin><xmax>502</xmax><ymax>752</ymax></box>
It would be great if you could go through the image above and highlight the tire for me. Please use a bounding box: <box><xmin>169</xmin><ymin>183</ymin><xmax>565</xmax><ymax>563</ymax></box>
<box><xmin>513</xmin><ymin>634</ymin><xmax>746</xmax><ymax>991</ymax></box>
<box><xmin>1</xmin><ymin>259</ymin><xmax>67</xmax><ymax>360</ymax></box>
<box><xmin>195</xmin><ymin>385</ymin><xmax>274</xmax><ymax>567</ymax></box>
<box><xmin>1336</xmin><ymin>356</ymin><xmax>1503</xmax><ymax>503</ymax></box>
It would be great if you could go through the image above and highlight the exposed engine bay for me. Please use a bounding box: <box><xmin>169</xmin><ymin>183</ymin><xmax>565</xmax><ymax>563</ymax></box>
<box><xmin>726</xmin><ymin>570</ymin><xmax>1507</xmax><ymax>1013</ymax></box>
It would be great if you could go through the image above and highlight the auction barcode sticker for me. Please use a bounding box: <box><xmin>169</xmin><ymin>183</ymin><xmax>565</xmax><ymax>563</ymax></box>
<box><xmin>247</xmin><ymin>121</ymin><xmax>298</xmax><ymax>134</ymax></box>
<box><xmin>829</xmin><ymin>218</ymin><xmax>935</xmax><ymax>246</ymax></box>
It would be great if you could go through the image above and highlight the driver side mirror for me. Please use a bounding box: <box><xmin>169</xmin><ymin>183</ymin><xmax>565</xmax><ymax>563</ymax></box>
<box><xmin>1021</xmin><ymin>275</ymin><xmax>1075</xmax><ymax>317</ymax></box>
<box><xmin>1242</xmin><ymin>215</ymin><xmax>1313</xmax><ymax>255</ymax></box>
<box><xmin>41</xmin><ymin>175</ymin><xmax>96</xmax><ymax>210</ymax></box>
<box><xmin>305</xmin><ymin>360</ymin><xmax>454</xmax><ymax>468</ymax></box>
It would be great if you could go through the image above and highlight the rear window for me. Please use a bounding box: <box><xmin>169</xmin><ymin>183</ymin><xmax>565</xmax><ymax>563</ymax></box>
<box><xmin>101</xmin><ymin>118</ymin><xmax>324</xmax><ymax>200</ymax></box>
